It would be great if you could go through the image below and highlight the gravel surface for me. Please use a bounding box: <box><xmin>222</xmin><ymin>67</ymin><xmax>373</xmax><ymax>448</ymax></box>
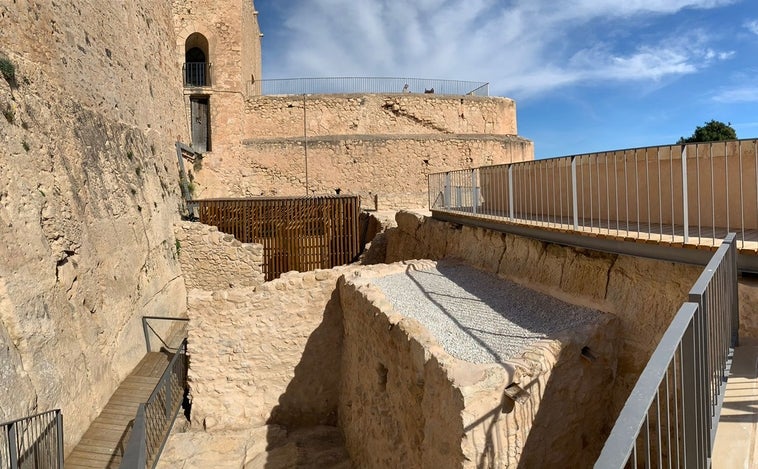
<box><xmin>369</xmin><ymin>261</ymin><xmax>603</xmax><ymax>364</ymax></box>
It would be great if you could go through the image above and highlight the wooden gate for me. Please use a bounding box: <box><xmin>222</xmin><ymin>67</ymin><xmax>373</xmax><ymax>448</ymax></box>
<box><xmin>194</xmin><ymin>196</ymin><xmax>361</xmax><ymax>281</ymax></box>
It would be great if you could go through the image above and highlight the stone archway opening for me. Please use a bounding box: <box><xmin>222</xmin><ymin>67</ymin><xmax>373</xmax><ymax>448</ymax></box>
<box><xmin>184</xmin><ymin>32</ymin><xmax>210</xmax><ymax>87</ymax></box>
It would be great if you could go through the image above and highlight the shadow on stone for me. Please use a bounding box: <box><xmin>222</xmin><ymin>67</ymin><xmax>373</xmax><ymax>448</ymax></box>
<box><xmin>263</xmin><ymin>287</ymin><xmax>351</xmax><ymax>468</ymax></box>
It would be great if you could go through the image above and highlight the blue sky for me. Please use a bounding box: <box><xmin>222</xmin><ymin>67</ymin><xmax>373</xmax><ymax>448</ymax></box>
<box><xmin>255</xmin><ymin>0</ymin><xmax>758</xmax><ymax>158</ymax></box>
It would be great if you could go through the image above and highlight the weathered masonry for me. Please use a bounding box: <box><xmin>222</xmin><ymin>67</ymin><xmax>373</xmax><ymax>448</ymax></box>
<box><xmin>170</xmin><ymin>1</ymin><xmax>534</xmax><ymax>209</ymax></box>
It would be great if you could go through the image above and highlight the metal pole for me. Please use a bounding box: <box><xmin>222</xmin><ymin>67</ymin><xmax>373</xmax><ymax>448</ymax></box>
<box><xmin>682</xmin><ymin>146</ymin><xmax>689</xmax><ymax>243</ymax></box>
<box><xmin>9</xmin><ymin>421</ymin><xmax>18</xmax><ymax>468</ymax></box>
<box><xmin>142</xmin><ymin>317</ymin><xmax>151</xmax><ymax>354</ymax></box>
<box><xmin>571</xmin><ymin>156</ymin><xmax>578</xmax><ymax>230</ymax></box>
<box><xmin>508</xmin><ymin>166</ymin><xmax>514</xmax><ymax>219</ymax></box>
<box><xmin>471</xmin><ymin>169</ymin><xmax>477</xmax><ymax>214</ymax></box>
<box><xmin>56</xmin><ymin>411</ymin><xmax>64</xmax><ymax>469</ymax></box>
<box><xmin>444</xmin><ymin>172</ymin><xmax>451</xmax><ymax>210</ymax></box>
<box><xmin>303</xmin><ymin>94</ymin><xmax>309</xmax><ymax>196</ymax></box>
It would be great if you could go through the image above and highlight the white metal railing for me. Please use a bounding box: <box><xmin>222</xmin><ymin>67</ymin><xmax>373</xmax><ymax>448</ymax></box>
<box><xmin>429</xmin><ymin>139</ymin><xmax>758</xmax><ymax>249</ymax></box>
<box><xmin>595</xmin><ymin>233</ymin><xmax>738</xmax><ymax>468</ymax></box>
<box><xmin>258</xmin><ymin>77</ymin><xmax>489</xmax><ymax>96</ymax></box>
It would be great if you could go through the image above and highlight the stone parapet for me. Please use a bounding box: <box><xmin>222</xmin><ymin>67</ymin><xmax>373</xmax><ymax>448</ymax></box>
<box><xmin>244</xmin><ymin>94</ymin><xmax>518</xmax><ymax>138</ymax></box>
<box><xmin>174</xmin><ymin>221</ymin><xmax>264</xmax><ymax>290</ymax></box>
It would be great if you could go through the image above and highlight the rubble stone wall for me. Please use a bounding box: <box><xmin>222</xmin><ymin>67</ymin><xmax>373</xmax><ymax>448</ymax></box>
<box><xmin>337</xmin><ymin>264</ymin><xmax>619</xmax><ymax>467</ymax></box>
<box><xmin>243</xmin><ymin>94</ymin><xmax>518</xmax><ymax>138</ymax></box>
<box><xmin>384</xmin><ymin>212</ymin><xmax>703</xmax><ymax>415</ymax></box>
<box><xmin>174</xmin><ymin>221</ymin><xmax>264</xmax><ymax>290</ymax></box>
<box><xmin>185</xmin><ymin>267</ymin><xmax>349</xmax><ymax>431</ymax></box>
<box><xmin>194</xmin><ymin>134</ymin><xmax>533</xmax><ymax>209</ymax></box>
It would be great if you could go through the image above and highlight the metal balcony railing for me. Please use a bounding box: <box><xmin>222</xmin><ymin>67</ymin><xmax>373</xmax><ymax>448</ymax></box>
<box><xmin>429</xmin><ymin>138</ymin><xmax>758</xmax><ymax>250</ymax></box>
<box><xmin>183</xmin><ymin>62</ymin><xmax>211</xmax><ymax>87</ymax></box>
<box><xmin>258</xmin><ymin>77</ymin><xmax>489</xmax><ymax>96</ymax></box>
<box><xmin>595</xmin><ymin>233</ymin><xmax>738</xmax><ymax>468</ymax></box>
<box><xmin>0</xmin><ymin>410</ymin><xmax>64</xmax><ymax>469</ymax></box>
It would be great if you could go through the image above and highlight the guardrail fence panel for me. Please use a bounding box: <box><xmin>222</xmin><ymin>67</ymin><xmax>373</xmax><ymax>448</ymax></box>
<box><xmin>120</xmin><ymin>339</ymin><xmax>188</xmax><ymax>469</ymax></box>
<box><xmin>430</xmin><ymin>138</ymin><xmax>758</xmax><ymax>249</ymax></box>
<box><xmin>594</xmin><ymin>234</ymin><xmax>737</xmax><ymax>468</ymax></box>
<box><xmin>0</xmin><ymin>410</ymin><xmax>63</xmax><ymax>469</ymax></box>
<box><xmin>259</xmin><ymin>77</ymin><xmax>489</xmax><ymax>96</ymax></box>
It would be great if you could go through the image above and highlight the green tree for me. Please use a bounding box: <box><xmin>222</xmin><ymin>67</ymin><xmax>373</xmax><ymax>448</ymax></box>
<box><xmin>677</xmin><ymin>120</ymin><xmax>737</xmax><ymax>144</ymax></box>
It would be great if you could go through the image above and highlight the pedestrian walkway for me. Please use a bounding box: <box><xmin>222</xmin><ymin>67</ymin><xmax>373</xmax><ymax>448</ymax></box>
<box><xmin>64</xmin><ymin>352</ymin><xmax>172</xmax><ymax>469</ymax></box>
<box><xmin>712</xmin><ymin>345</ymin><xmax>758</xmax><ymax>469</ymax></box>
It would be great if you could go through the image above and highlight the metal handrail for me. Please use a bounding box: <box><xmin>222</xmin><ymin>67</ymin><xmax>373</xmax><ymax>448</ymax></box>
<box><xmin>430</xmin><ymin>138</ymin><xmax>758</xmax><ymax>250</ymax></box>
<box><xmin>259</xmin><ymin>76</ymin><xmax>489</xmax><ymax>96</ymax></box>
<box><xmin>595</xmin><ymin>234</ymin><xmax>738</xmax><ymax>468</ymax></box>
<box><xmin>142</xmin><ymin>316</ymin><xmax>189</xmax><ymax>354</ymax></box>
<box><xmin>120</xmin><ymin>339</ymin><xmax>188</xmax><ymax>469</ymax></box>
<box><xmin>1</xmin><ymin>409</ymin><xmax>64</xmax><ymax>469</ymax></box>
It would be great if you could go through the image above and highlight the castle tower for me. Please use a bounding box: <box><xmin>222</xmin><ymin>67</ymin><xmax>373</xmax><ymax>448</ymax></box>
<box><xmin>172</xmin><ymin>0</ymin><xmax>263</xmax><ymax>154</ymax></box>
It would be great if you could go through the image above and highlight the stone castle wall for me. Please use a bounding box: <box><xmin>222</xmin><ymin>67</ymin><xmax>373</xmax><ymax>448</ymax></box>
<box><xmin>383</xmin><ymin>212</ymin><xmax>703</xmax><ymax>415</ymax></box>
<box><xmin>174</xmin><ymin>221</ymin><xmax>264</xmax><ymax>290</ymax></box>
<box><xmin>195</xmin><ymin>132</ymin><xmax>533</xmax><ymax>209</ymax></box>
<box><xmin>243</xmin><ymin>94</ymin><xmax>518</xmax><ymax>138</ymax></box>
<box><xmin>0</xmin><ymin>0</ymin><xmax>187</xmax><ymax>451</ymax></box>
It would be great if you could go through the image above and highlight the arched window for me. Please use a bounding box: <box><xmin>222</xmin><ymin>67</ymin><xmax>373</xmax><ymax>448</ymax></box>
<box><xmin>184</xmin><ymin>33</ymin><xmax>210</xmax><ymax>87</ymax></box>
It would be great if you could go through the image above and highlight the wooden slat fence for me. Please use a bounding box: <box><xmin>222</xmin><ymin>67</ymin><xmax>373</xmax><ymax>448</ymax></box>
<box><xmin>194</xmin><ymin>196</ymin><xmax>361</xmax><ymax>281</ymax></box>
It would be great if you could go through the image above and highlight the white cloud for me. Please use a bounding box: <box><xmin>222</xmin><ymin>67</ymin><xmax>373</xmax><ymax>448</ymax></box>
<box><xmin>267</xmin><ymin>0</ymin><xmax>737</xmax><ymax>97</ymax></box>
<box><xmin>745</xmin><ymin>19</ymin><xmax>758</xmax><ymax>36</ymax></box>
<box><xmin>712</xmin><ymin>86</ymin><xmax>758</xmax><ymax>103</ymax></box>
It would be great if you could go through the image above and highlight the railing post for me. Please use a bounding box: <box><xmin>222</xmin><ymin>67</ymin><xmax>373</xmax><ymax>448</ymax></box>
<box><xmin>8</xmin><ymin>421</ymin><xmax>18</xmax><ymax>468</ymax></box>
<box><xmin>143</xmin><ymin>317</ymin><xmax>151</xmax><ymax>354</ymax></box>
<box><xmin>681</xmin><ymin>316</ymin><xmax>704</xmax><ymax>468</ymax></box>
<box><xmin>120</xmin><ymin>404</ymin><xmax>148</xmax><ymax>469</ymax></box>
<box><xmin>726</xmin><ymin>235</ymin><xmax>739</xmax><ymax>347</ymax></box>
<box><xmin>56</xmin><ymin>411</ymin><xmax>64</xmax><ymax>469</ymax></box>
<box><xmin>444</xmin><ymin>172</ymin><xmax>451</xmax><ymax>210</ymax></box>
<box><xmin>508</xmin><ymin>166</ymin><xmax>514</xmax><ymax>220</ymax></box>
<box><xmin>682</xmin><ymin>145</ymin><xmax>689</xmax><ymax>243</ymax></box>
<box><xmin>471</xmin><ymin>169</ymin><xmax>478</xmax><ymax>214</ymax></box>
<box><xmin>571</xmin><ymin>156</ymin><xmax>579</xmax><ymax>230</ymax></box>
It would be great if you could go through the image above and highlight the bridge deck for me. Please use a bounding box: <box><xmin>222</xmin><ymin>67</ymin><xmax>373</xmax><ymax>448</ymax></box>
<box><xmin>65</xmin><ymin>352</ymin><xmax>172</xmax><ymax>469</ymax></box>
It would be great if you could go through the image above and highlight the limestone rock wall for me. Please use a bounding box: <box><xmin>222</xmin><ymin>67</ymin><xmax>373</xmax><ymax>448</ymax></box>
<box><xmin>384</xmin><ymin>212</ymin><xmax>703</xmax><ymax>415</ymax></box>
<box><xmin>194</xmin><ymin>135</ymin><xmax>533</xmax><ymax>209</ymax></box>
<box><xmin>0</xmin><ymin>0</ymin><xmax>186</xmax><ymax>451</ymax></box>
<box><xmin>244</xmin><ymin>94</ymin><xmax>518</xmax><ymax>139</ymax></box>
<box><xmin>185</xmin><ymin>268</ymin><xmax>348</xmax><ymax>431</ymax></box>
<box><xmin>174</xmin><ymin>221</ymin><xmax>264</xmax><ymax>290</ymax></box>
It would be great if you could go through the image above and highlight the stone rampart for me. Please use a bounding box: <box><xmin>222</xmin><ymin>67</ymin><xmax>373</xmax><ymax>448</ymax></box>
<box><xmin>194</xmin><ymin>134</ymin><xmax>533</xmax><ymax>209</ymax></box>
<box><xmin>244</xmin><ymin>94</ymin><xmax>518</xmax><ymax>138</ymax></box>
<box><xmin>174</xmin><ymin>221</ymin><xmax>264</xmax><ymax>290</ymax></box>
